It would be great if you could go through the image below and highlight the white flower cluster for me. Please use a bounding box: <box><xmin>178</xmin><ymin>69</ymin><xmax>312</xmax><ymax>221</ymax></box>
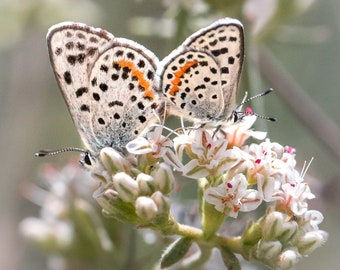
<box><xmin>24</xmin><ymin>113</ymin><xmax>327</xmax><ymax>269</ymax></box>
<box><xmin>122</xmin><ymin>114</ymin><xmax>327</xmax><ymax>268</ymax></box>
<box><xmin>159</xmin><ymin>116</ymin><xmax>321</xmax><ymax>219</ymax></box>
<box><xmin>92</xmin><ymin>131</ymin><xmax>175</xmax><ymax>225</ymax></box>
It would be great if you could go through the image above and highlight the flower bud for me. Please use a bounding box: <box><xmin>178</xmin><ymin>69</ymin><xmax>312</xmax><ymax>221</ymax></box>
<box><xmin>256</xmin><ymin>240</ymin><xmax>282</xmax><ymax>260</ymax></box>
<box><xmin>136</xmin><ymin>173</ymin><xmax>155</xmax><ymax>195</ymax></box>
<box><xmin>91</xmin><ymin>170</ymin><xmax>112</xmax><ymax>184</ymax></box>
<box><xmin>100</xmin><ymin>147</ymin><xmax>131</xmax><ymax>174</ymax></box>
<box><xmin>262</xmin><ymin>211</ymin><xmax>298</xmax><ymax>242</ymax></box>
<box><xmin>112</xmin><ymin>172</ymin><xmax>139</xmax><ymax>203</ymax></box>
<box><xmin>295</xmin><ymin>230</ymin><xmax>328</xmax><ymax>255</ymax></box>
<box><xmin>151</xmin><ymin>191</ymin><xmax>170</xmax><ymax>214</ymax></box>
<box><xmin>135</xmin><ymin>196</ymin><xmax>158</xmax><ymax>221</ymax></box>
<box><xmin>276</xmin><ymin>249</ymin><xmax>300</xmax><ymax>269</ymax></box>
<box><xmin>152</xmin><ymin>163</ymin><xmax>174</xmax><ymax>194</ymax></box>
<box><xmin>95</xmin><ymin>189</ymin><xmax>141</xmax><ymax>224</ymax></box>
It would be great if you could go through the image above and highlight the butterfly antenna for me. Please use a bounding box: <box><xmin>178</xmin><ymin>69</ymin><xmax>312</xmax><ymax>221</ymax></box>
<box><xmin>235</xmin><ymin>88</ymin><xmax>274</xmax><ymax>111</ymax></box>
<box><xmin>232</xmin><ymin>88</ymin><xmax>276</xmax><ymax>122</ymax></box>
<box><xmin>35</xmin><ymin>147</ymin><xmax>94</xmax><ymax>166</ymax></box>
<box><xmin>35</xmin><ymin>147</ymin><xmax>89</xmax><ymax>157</ymax></box>
<box><xmin>251</xmin><ymin>111</ymin><xmax>277</xmax><ymax>122</ymax></box>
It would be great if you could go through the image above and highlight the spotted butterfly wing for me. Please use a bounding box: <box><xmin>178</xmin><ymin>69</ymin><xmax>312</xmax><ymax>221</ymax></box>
<box><xmin>87</xmin><ymin>38</ymin><xmax>160</xmax><ymax>151</ymax></box>
<box><xmin>47</xmin><ymin>22</ymin><xmax>160</xmax><ymax>156</ymax></box>
<box><xmin>158</xmin><ymin>17</ymin><xmax>244</xmax><ymax>123</ymax></box>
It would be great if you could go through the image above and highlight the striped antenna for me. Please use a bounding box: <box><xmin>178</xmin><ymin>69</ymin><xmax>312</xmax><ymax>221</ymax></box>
<box><xmin>35</xmin><ymin>147</ymin><xmax>92</xmax><ymax>166</ymax></box>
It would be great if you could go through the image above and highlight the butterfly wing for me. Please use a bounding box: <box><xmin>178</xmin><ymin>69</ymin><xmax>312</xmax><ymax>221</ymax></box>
<box><xmin>48</xmin><ymin>23</ymin><xmax>160</xmax><ymax>155</ymax></box>
<box><xmin>182</xmin><ymin>18</ymin><xmax>244</xmax><ymax>118</ymax></box>
<box><xmin>47</xmin><ymin>22</ymin><xmax>114</xmax><ymax>153</ymax></box>
<box><xmin>158</xmin><ymin>17</ymin><xmax>244</xmax><ymax>123</ymax></box>
<box><xmin>159</xmin><ymin>47</ymin><xmax>224</xmax><ymax>122</ymax></box>
<box><xmin>87</xmin><ymin>38</ymin><xmax>160</xmax><ymax>151</ymax></box>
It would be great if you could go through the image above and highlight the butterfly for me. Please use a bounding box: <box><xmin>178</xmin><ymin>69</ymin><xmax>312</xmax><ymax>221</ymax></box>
<box><xmin>37</xmin><ymin>22</ymin><xmax>162</xmax><ymax>165</ymax></box>
<box><xmin>157</xmin><ymin>17</ymin><xmax>244</xmax><ymax>124</ymax></box>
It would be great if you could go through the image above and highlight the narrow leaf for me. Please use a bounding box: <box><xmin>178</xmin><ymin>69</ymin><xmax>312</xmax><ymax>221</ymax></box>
<box><xmin>220</xmin><ymin>246</ymin><xmax>241</xmax><ymax>270</ymax></box>
<box><xmin>160</xmin><ymin>237</ymin><xmax>193</xmax><ymax>268</ymax></box>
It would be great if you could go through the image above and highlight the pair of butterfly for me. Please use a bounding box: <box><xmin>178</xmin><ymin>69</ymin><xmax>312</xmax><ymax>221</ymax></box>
<box><xmin>37</xmin><ymin>18</ymin><xmax>273</xmax><ymax>165</ymax></box>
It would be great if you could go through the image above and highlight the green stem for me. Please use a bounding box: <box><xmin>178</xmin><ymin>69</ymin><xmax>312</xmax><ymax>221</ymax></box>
<box><xmin>215</xmin><ymin>235</ymin><xmax>243</xmax><ymax>254</ymax></box>
<box><xmin>175</xmin><ymin>223</ymin><xmax>203</xmax><ymax>239</ymax></box>
<box><xmin>157</xmin><ymin>213</ymin><xmax>202</xmax><ymax>237</ymax></box>
<box><xmin>198</xmin><ymin>178</ymin><xmax>226</xmax><ymax>239</ymax></box>
<box><xmin>158</xmin><ymin>214</ymin><xmax>243</xmax><ymax>254</ymax></box>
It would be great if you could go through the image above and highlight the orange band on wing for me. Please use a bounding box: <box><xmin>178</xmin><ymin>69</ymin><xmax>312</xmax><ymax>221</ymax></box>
<box><xmin>117</xmin><ymin>59</ymin><xmax>155</xmax><ymax>100</ymax></box>
<box><xmin>169</xmin><ymin>60</ymin><xmax>198</xmax><ymax>96</ymax></box>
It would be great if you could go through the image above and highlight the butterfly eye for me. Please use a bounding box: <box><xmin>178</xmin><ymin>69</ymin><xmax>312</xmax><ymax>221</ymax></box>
<box><xmin>232</xmin><ymin>111</ymin><xmax>240</xmax><ymax>123</ymax></box>
<box><xmin>80</xmin><ymin>152</ymin><xmax>96</xmax><ymax>169</ymax></box>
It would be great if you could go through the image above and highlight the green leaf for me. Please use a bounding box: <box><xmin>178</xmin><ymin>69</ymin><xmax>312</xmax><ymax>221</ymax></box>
<box><xmin>241</xmin><ymin>220</ymin><xmax>262</xmax><ymax>260</ymax></box>
<box><xmin>220</xmin><ymin>246</ymin><xmax>241</xmax><ymax>270</ymax></box>
<box><xmin>201</xmin><ymin>198</ymin><xmax>226</xmax><ymax>240</ymax></box>
<box><xmin>160</xmin><ymin>237</ymin><xmax>193</xmax><ymax>268</ymax></box>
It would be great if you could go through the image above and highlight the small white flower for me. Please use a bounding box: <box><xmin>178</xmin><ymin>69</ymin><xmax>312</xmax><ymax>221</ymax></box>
<box><xmin>245</xmin><ymin>140</ymin><xmax>303</xmax><ymax>202</ymax></box>
<box><xmin>257</xmin><ymin>174</ymin><xmax>283</xmax><ymax>202</ymax></box>
<box><xmin>204</xmin><ymin>174</ymin><xmax>262</xmax><ymax>217</ymax></box>
<box><xmin>247</xmin><ymin>140</ymin><xmax>296</xmax><ymax>180</ymax></box>
<box><xmin>280</xmin><ymin>182</ymin><xmax>315</xmax><ymax>216</ymax></box>
<box><xmin>299</xmin><ymin>210</ymin><xmax>324</xmax><ymax>231</ymax></box>
<box><xmin>176</xmin><ymin>128</ymin><xmax>242</xmax><ymax>178</ymax></box>
<box><xmin>126</xmin><ymin>126</ymin><xmax>183</xmax><ymax>170</ymax></box>
<box><xmin>222</xmin><ymin>115</ymin><xmax>267</xmax><ymax>147</ymax></box>
<box><xmin>126</xmin><ymin>126</ymin><xmax>172</xmax><ymax>157</ymax></box>
<box><xmin>223</xmin><ymin>146</ymin><xmax>256</xmax><ymax>179</ymax></box>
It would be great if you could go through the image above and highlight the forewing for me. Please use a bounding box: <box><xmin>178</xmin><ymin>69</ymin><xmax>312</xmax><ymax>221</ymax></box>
<box><xmin>87</xmin><ymin>38</ymin><xmax>160</xmax><ymax>151</ymax></box>
<box><xmin>183</xmin><ymin>18</ymin><xmax>244</xmax><ymax>117</ymax></box>
<box><xmin>47</xmin><ymin>22</ymin><xmax>114</xmax><ymax>152</ymax></box>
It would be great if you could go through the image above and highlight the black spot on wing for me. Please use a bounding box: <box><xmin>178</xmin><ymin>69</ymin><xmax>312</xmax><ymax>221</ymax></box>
<box><xmin>64</xmin><ymin>71</ymin><xmax>72</xmax><ymax>84</ymax></box>
<box><xmin>80</xmin><ymin>104</ymin><xmax>90</xmax><ymax>112</ymax></box>
<box><xmin>76</xmin><ymin>87</ymin><xmax>88</xmax><ymax>97</ymax></box>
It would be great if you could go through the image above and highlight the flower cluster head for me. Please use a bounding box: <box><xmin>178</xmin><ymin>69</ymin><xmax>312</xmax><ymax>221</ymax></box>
<box><xmin>87</xmin><ymin>113</ymin><xmax>327</xmax><ymax>269</ymax></box>
<box><xmin>27</xmin><ymin>114</ymin><xmax>327</xmax><ymax>269</ymax></box>
<box><xmin>169</xmin><ymin>115</ymin><xmax>327</xmax><ymax>268</ymax></box>
<box><xmin>91</xmin><ymin>127</ymin><xmax>177</xmax><ymax>226</ymax></box>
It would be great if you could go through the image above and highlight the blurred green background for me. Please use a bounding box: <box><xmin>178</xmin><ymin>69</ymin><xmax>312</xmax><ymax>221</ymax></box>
<box><xmin>0</xmin><ymin>0</ymin><xmax>339</xmax><ymax>269</ymax></box>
